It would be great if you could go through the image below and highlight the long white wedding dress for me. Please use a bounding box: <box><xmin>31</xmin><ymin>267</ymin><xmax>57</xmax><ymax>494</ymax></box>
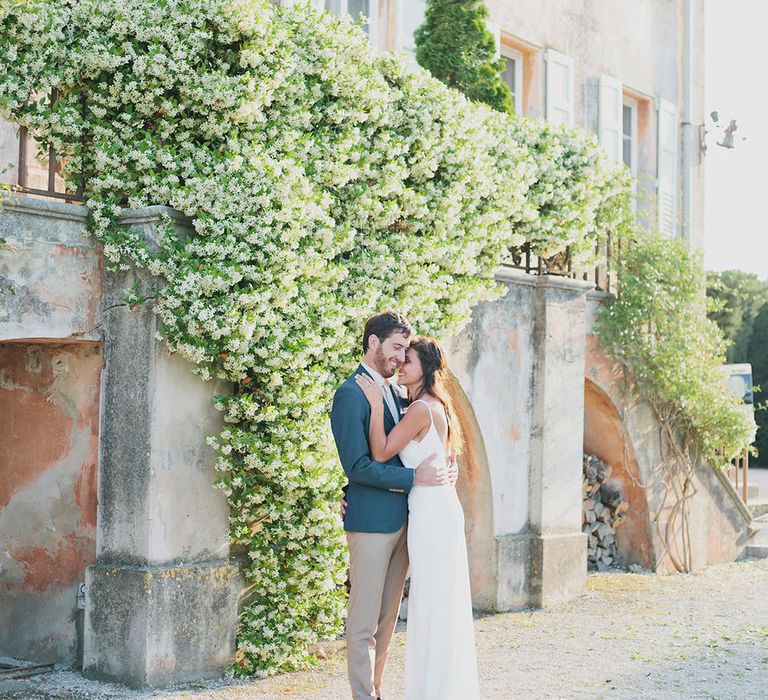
<box><xmin>398</xmin><ymin>399</ymin><xmax>480</xmax><ymax>700</ymax></box>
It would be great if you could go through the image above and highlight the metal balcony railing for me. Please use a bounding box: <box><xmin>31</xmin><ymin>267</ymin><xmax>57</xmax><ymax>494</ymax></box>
<box><xmin>505</xmin><ymin>232</ymin><xmax>620</xmax><ymax>294</ymax></box>
<box><xmin>7</xmin><ymin>90</ymin><xmax>85</xmax><ymax>203</ymax></box>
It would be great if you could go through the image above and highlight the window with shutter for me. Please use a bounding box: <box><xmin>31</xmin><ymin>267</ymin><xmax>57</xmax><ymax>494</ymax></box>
<box><xmin>622</xmin><ymin>97</ymin><xmax>638</xmax><ymax>173</ymax></box>
<box><xmin>598</xmin><ymin>74</ymin><xmax>623</xmax><ymax>164</ymax></box>
<box><xmin>657</xmin><ymin>98</ymin><xmax>679</xmax><ymax>238</ymax></box>
<box><xmin>545</xmin><ymin>49</ymin><xmax>574</xmax><ymax>126</ymax></box>
<box><xmin>502</xmin><ymin>47</ymin><xmax>524</xmax><ymax>114</ymax></box>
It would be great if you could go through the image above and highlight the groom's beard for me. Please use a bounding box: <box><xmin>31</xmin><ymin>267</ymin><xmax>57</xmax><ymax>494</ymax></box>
<box><xmin>373</xmin><ymin>346</ymin><xmax>398</xmax><ymax>378</ymax></box>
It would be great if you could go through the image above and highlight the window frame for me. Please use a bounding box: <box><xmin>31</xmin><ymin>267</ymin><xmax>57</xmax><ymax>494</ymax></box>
<box><xmin>396</xmin><ymin>0</ymin><xmax>425</xmax><ymax>64</ymax></box>
<box><xmin>501</xmin><ymin>46</ymin><xmax>524</xmax><ymax>114</ymax></box>
<box><xmin>622</xmin><ymin>95</ymin><xmax>639</xmax><ymax>174</ymax></box>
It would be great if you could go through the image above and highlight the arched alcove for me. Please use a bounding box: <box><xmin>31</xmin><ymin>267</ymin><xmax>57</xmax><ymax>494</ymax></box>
<box><xmin>0</xmin><ymin>339</ymin><xmax>101</xmax><ymax>665</ymax></box>
<box><xmin>447</xmin><ymin>373</ymin><xmax>497</xmax><ymax>610</ymax></box>
<box><xmin>583</xmin><ymin>378</ymin><xmax>654</xmax><ymax>569</ymax></box>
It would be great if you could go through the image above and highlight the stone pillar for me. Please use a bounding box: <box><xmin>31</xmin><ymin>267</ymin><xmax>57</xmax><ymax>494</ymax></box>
<box><xmin>527</xmin><ymin>275</ymin><xmax>589</xmax><ymax>606</ymax></box>
<box><xmin>446</xmin><ymin>269</ymin><xmax>590</xmax><ymax>612</ymax></box>
<box><xmin>83</xmin><ymin>207</ymin><xmax>240</xmax><ymax>688</ymax></box>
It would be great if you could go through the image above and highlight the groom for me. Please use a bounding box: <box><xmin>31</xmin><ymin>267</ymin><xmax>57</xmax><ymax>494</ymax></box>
<box><xmin>330</xmin><ymin>310</ymin><xmax>456</xmax><ymax>700</ymax></box>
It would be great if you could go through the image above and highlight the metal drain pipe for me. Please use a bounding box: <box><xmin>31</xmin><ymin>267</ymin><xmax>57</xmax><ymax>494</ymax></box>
<box><xmin>681</xmin><ymin>0</ymin><xmax>694</xmax><ymax>244</ymax></box>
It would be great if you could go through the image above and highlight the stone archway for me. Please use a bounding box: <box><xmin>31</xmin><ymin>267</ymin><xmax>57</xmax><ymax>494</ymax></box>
<box><xmin>446</xmin><ymin>373</ymin><xmax>497</xmax><ymax>611</ymax></box>
<box><xmin>583</xmin><ymin>378</ymin><xmax>654</xmax><ymax>569</ymax></box>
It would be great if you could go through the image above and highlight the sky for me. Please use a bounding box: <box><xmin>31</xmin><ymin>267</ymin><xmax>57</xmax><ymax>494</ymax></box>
<box><xmin>704</xmin><ymin>1</ymin><xmax>768</xmax><ymax>279</ymax></box>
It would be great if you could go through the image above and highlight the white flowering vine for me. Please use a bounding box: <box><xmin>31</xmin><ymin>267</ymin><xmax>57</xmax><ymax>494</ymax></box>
<box><xmin>0</xmin><ymin>0</ymin><xmax>631</xmax><ymax>675</ymax></box>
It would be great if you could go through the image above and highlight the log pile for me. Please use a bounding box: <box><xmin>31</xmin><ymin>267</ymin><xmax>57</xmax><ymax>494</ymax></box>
<box><xmin>583</xmin><ymin>454</ymin><xmax>629</xmax><ymax>571</ymax></box>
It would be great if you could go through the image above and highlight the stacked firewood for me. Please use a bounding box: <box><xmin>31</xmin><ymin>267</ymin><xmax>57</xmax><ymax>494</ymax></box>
<box><xmin>583</xmin><ymin>454</ymin><xmax>629</xmax><ymax>571</ymax></box>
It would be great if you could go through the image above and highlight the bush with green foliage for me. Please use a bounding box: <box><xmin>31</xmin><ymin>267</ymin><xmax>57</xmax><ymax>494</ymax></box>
<box><xmin>706</xmin><ymin>269</ymin><xmax>768</xmax><ymax>466</ymax></box>
<box><xmin>415</xmin><ymin>0</ymin><xmax>513</xmax><ymax>113</ymax></box>
<box><xmin>598</xmin><ymin>237</ymin><xmax>755</xmax><ymax>465</ymax></box>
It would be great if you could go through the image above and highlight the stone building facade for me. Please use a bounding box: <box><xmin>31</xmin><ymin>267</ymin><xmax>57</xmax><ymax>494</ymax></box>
<box><xmin>0</xmin><ymin>0</ymin><xmax>752</xmax><ymax>690</ymax></box>
<box><xmin>310</xmin><ymin>0</ymin><xmax>706</xmax><ymax>247</ymax></box>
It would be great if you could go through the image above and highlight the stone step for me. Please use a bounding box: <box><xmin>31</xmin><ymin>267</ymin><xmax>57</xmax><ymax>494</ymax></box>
<box><xmin>747</xmin><ymin>483</ymin><xmax>759</xmax><ymax>500</ymax></box>
<box><xmin>750</xmin><ymin>526</ymin><xmax>768</xmax><ymax>546</ymax></box>
<box><xmin>748</xmin><ymin>498</ymin><xmax>768</xmax><ymax>519</ymax></box>
<box><xmin>746</xmin><ymin>544</ymin><xmax>768</xmax><ymax>559</ymax></box>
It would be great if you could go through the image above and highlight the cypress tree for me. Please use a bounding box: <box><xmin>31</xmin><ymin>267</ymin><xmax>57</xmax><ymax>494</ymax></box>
<box><xmin>414</xmin><ymin>0</ymin><xmax>514</xmax><ymax>114</ymax></box>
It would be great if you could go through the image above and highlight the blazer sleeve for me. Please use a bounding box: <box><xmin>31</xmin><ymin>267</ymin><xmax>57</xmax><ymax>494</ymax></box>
<box><xmin>331</xmin><ymin>385</ymin><xmax>415</xmax><ymax>493</ymax></box>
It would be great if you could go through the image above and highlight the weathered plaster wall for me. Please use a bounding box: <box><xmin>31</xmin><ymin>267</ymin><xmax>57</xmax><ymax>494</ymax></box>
<box><xmin>0</xmin><ymin>198</ymin><xmax>239</xmax><ymax>684</ymax></box>
<box><xmin>0</xmin><ymin>198</ymin><xmax>99</xmax><ymax>342</ymax></box>
<box><xmin>0</xmin><ymin>341</ymin><xmax>101</xmax><ymax>664</ymax></box>
<box><xmin>447</xmin><ymin>270</ymin><xmax>589</xmax><ymax>610</ymax></box>
<box><xmin>83</xmin><ymin>207</ymin><xmax>239</xmax><ymax>688</ymax></box>
<box><xmin>487</xmin><ymin>0</ymin><xmax>706</xmax><ymax>249</ymax></box>
<box><xmin>447</xmin><ymin>276</ymin><xmax>534</xmax><ymax>610</ymax></box>
<box><xmin>584</xmin><ymin>292</ymin><xmax>751</xmax><ymax>572</ymax></box>
<box><xmin>448</xmin><ymin>278</ymin><xmax>534</xmax><ymax>539</ymax></box>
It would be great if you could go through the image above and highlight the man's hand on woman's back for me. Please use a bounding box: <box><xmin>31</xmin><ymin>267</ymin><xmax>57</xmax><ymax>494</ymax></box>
<box><xmin>414</xmin><ymin>453</ymin><xmax>448</xmax><ymax>486</ymax></box>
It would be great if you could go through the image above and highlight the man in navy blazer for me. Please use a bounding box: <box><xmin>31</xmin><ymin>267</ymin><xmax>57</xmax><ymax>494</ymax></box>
<box><xmin>331</xmin><ymin>311</ymin><xmax>449</xmax><ymax>700</ymax></box>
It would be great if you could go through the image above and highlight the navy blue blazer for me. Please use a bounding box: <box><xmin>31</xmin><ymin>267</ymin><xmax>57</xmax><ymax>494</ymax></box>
<box><xmin>330</xmin><ymin>364</ymin><xmax>414</xmax><ymax>532</ymax></box>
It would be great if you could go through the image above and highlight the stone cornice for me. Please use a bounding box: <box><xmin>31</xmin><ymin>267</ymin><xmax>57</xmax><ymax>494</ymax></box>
<box><xmin>495</xmin><ymin>265</ymin><xmax>595</xmax><ymax>293</ymax></box>
<box><xmin>117</xmin><ymin>205</ymin><xmax>192</xmax><ymax>229</ymax></box>
<box><xmin>4</xmin><ymin>194</ymin><xmax>88</xmax><ymax>223</ymax></box>
<box><xmin>3</xmin><ymin>196</ymin><xmax>194</xmax><ymax>228</ymax></box>
<box><xmin>586</xmin><ymin>289</ymin><xmax>612</xmax><ymax>302</ymax></box>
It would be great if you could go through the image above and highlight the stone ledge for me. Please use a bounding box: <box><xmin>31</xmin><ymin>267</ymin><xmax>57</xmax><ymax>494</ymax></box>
<box><xmin>494</xmin><ymin>265</ymin><xmax>596</xmax><ymax>293</ymax></box>
<box><xmin>4</xmin><ymin>194</ymin><xmax>88</xmax><ymax>224</ymax></box>
<box><xmin>117</xmin><ymin>205</ymin><xmax>191</xmax><ymax>228</ymax></box>
<box><xmin>586</xmin><ymin>288</ymin><xmax>612</xmax><ymax>301</ymax></box>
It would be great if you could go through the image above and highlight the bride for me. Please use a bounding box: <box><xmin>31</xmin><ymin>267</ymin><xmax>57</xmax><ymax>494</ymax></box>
<box><xmin>355</xmin><ymin>336</ymin><xmax>480</xmax><ymax>700</ymax></box>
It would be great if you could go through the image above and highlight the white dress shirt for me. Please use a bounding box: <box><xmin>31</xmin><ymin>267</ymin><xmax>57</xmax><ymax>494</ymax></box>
<box><xmin>360</xmin><ymin>361</ymin><xmax>400</xmax><ymax>424</ymax></box>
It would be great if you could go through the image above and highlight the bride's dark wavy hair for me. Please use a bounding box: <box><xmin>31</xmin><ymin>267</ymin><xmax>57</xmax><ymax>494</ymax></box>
<box><xmin>409</xmin><ymin>336</ymin><xmax>464</xmax><ymax>455</ymax></box>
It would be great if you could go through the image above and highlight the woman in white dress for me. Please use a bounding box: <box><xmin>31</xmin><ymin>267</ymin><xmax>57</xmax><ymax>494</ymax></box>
<box><xmin>355</xmin><ymin>336</ymin><xmax>480</xmax><ymax>700</ymax></box>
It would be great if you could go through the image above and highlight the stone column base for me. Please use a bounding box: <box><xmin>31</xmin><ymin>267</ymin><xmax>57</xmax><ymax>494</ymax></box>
<box><xmin>83</xmin><ymin>561</ymin><xmax>240</xmax><ymax>688</ymax></box>
<box><xmin>529</xmin><ymin>532</ymin><xmax>587</xmax><ymax>607</ymax></box>
<box><xmin>483</xmin><ymin>533</ymin><xmax>587</xmax><ymax>612</ymax></box>
<box><xmin>493</xmin><ymin>533</ymin><xmax>531</xmax><ymax>612</ymax></box>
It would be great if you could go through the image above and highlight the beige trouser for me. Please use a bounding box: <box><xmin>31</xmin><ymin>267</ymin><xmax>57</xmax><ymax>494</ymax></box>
<box><xmin>346</xmin><ymin>524</ymin><xmax>409</xmax><ymax>700</ymax></box>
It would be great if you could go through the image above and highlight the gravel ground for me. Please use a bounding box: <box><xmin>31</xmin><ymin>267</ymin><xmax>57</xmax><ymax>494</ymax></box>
<box><xmin>6</xmin><ymin>558</ymin><xmax>768</xmax><ymax>700</ymax></box>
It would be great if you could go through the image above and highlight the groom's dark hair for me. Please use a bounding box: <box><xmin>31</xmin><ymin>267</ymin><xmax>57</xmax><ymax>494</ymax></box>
<box><xmin>362</xmin><ymin>311</ymin><xmax>413</xmax><ymax>354</ymax></box>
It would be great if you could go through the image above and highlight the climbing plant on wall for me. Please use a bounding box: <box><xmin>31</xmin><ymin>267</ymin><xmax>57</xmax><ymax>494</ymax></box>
<box><xmin>597</xmin><ymin>236</ymin><xmax>755</xmax><ymax>572</ymax></box>
<box><xmin>598</xmin><ymin>236</ymin><xmax>753</xmax><ymax>464</ymax></box>
<box><xmin>0</xmin><ymin>0</ymin><xmax>632</xmax><ymax>675</ymax></box>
